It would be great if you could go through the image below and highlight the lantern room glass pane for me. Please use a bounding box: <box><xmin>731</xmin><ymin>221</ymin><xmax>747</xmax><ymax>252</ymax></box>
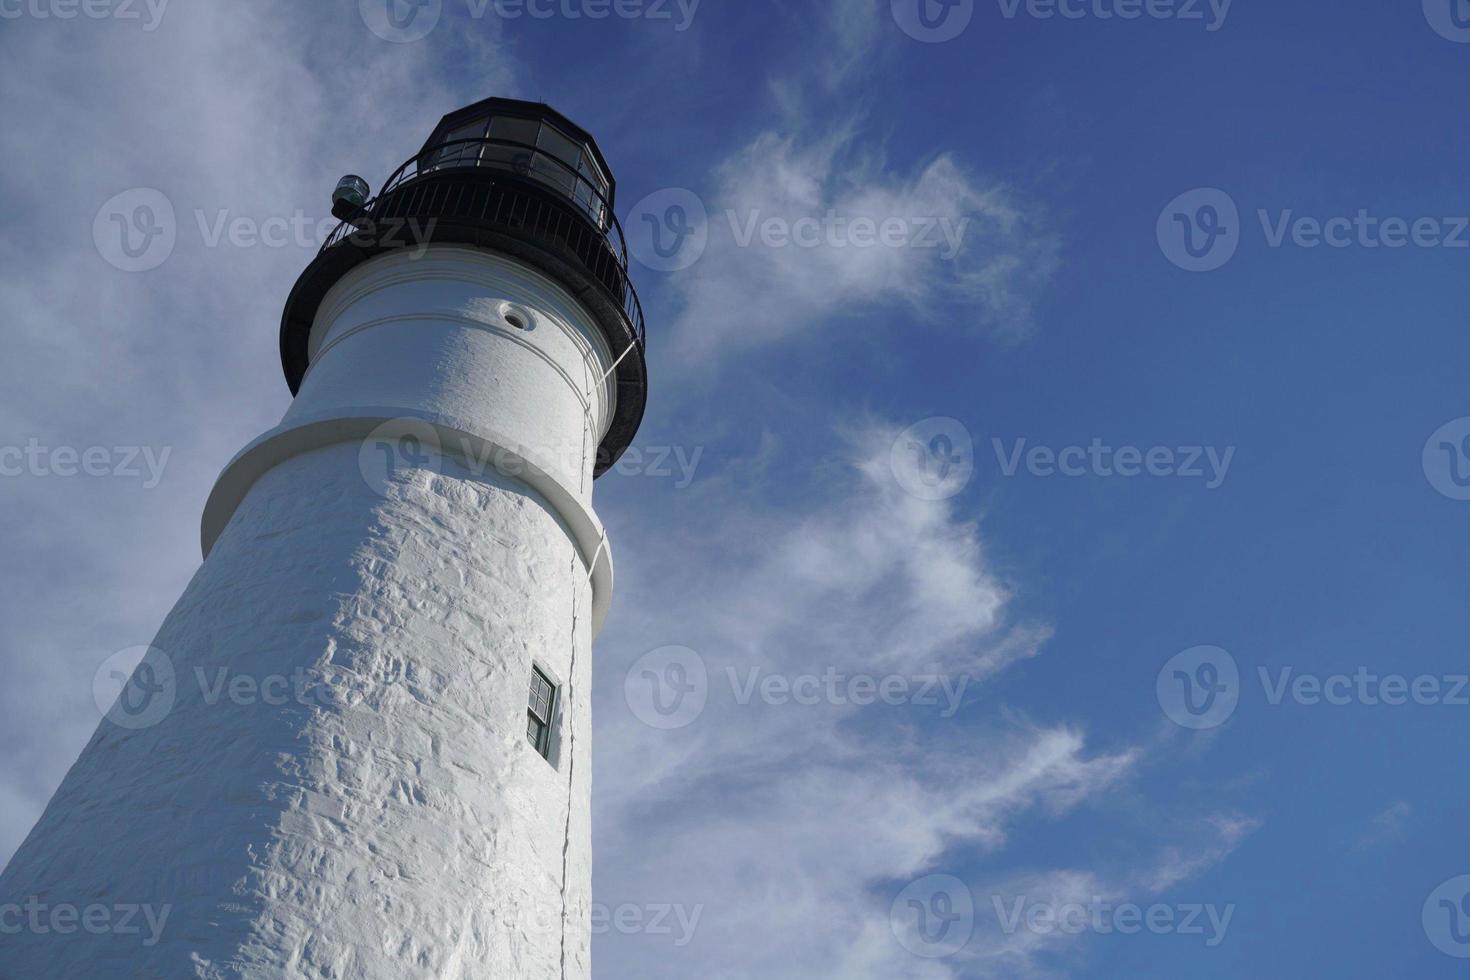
<box><xmin>536</xmin><ymin>124</ymin><xmax>582</xmax><ymax>168</ymax></box>
<box><xmin>427</xmin><ymin>111</ymin><xmax>611</xmax><ymax>229</ymax></box>
<box><xmin>576</xmin><ymin>154</ymin><xmax>610</xmax><ymax>226</ymax></box>
<box><xmin>531</xmin><ymin>124</ymin><xmax>584</xmax><ymax>198</ymax></box>
<box><xmin>431</xmin><ymin>120</ymin><xmax>489</xmax><ymax>170</ymax></box>
<box><xmin>532</xmin><ymin>155</ymin><xmax>578</xmax><ymax>197</ymax></box>
<box><xmin>488</xmin><ymin>114</ymin><xmax>539</xmax><ymax>149</ymax></box>
<box><xmin>577</xmin><ymin>155</ymin><xmax>606</xmax><ymax>190</ymax></box>
<box><xmin>482</xmin><ymin>114</ymin><xmax>538</xmax><ymax>173</ymax></box>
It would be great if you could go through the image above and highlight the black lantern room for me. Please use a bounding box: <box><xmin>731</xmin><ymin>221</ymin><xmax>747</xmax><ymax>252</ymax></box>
<box><xmin>419</xmin><ymin>99</ymin><xmax>617</xmax><ymax>230</ymax></box>
<box><xmin>280</xmin><ymin>98</ymin><xmax>647</xmax><ymax>476</ymax></box>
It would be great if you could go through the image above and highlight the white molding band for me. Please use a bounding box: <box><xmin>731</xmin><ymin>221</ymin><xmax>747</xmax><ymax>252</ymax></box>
<box><xmin>201</xmin><ymin>407</ymin><xmax>615</xmax><ymax>636</ymax></box>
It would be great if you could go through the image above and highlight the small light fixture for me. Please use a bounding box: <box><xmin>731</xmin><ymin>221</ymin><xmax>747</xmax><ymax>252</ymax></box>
<box><xmin>331</xmin><ymin>175</ymin><xmax>371</xmax><ymax>220</ymax></box>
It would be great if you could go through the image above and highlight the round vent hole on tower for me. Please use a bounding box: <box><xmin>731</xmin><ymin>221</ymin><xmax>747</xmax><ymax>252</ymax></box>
<box><xmin>500</xmin><ymin>304</ymin><xmax>533</xmax><ymax>331</ymax></box>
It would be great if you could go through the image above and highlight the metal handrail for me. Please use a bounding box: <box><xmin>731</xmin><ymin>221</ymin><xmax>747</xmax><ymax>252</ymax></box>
<box><xmin>319</xmin><ymin>137</ymin><xmax>644</xmax><ymax>351</ymax></box>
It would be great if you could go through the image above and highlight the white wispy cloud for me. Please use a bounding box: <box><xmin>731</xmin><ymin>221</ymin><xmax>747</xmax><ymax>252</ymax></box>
<box><xmin>1132</xmin><ymin>813</ymin><xmax>1262</xmax><ymax>893</ymax></box>
<box><xmin>593</xmin><ymin>427</ymin><xmax>1137</xmax><ymax>978</ymax></box>
<box><xmin>667</xmin><ymin>134</ymin><xmax>1059</xmax><ymax>365</ymax></box>
<box><xmin>664</xmin><ymin>1</ymin><xmax>1059</xmax><ymax>366</ymax></box>
<box><xmin>961</xmin><ymin>814</ymin><xmax>1258</xmax><ymax>978</ymax></box>
<box><xmin>589</xmin><ymin>6</ymin><xmax>1245</xmax><ymax>974</ymax></box>
<box><xmin>0</xmin><ymin>3</ymin><xmax>509</xmax><ymax>864</ymax></box>
<box><xmin>1353</xmin><ymin>800</ymin><xmax>1411</xmax><ymax>851</ymax></box>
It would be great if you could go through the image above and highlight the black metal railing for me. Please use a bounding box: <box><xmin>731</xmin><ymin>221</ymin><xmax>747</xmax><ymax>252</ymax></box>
<box><xmin>320</xmin><ymin>137</ymin><xmax>645</xmax><ymax>352</ymax></box>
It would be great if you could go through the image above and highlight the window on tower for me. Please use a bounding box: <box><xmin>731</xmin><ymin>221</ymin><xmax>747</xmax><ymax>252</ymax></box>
<box><xmin>527</xmin><ymin>665</ymin><xmax>558</xmax><ymax>763</ymax></box>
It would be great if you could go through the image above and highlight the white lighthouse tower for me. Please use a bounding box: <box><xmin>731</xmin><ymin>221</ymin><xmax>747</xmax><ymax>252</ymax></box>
<box><xmin>0</xmin><ymin>98</ymin><xmax>647</xmax><ymax>979</ymax></box>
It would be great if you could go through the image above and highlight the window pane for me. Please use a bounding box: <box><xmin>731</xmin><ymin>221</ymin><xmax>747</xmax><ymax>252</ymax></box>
<box><xmin>432</xmin><ymin>121</ymin><xmax>487</xmax><ymax>169</ymax></box>
<box><xmin>531</xmin><ymin>154</ymin><xmax>577</xmax><ymax>197</ymax></box>
<box><xmin>449</xmin><ymin>119</ymin><xmax>488</xmax><ymax>139</ymax></box>
<box><xmin>578</xmin><ymin>154</ymin><xmax>608</xmax><ymax>193</ymax></box>
<box><xmin>576</xmin><ymin>182</ymin><xmax>605</xmax><ymax>225</ymax></box>
<box><xmin>482</xmin><ymin>144</ymin><xmax>533</xmax><ymax>176</ymax></box>
<box><xmin>488</xmin><ymin>114</ymin><xmax>540</xmax><ymax>149</ymax></box>
<box><xmin>536</xmin><ymin>124</ymin><xmax>583</xmax><ymax>168</ymax></box>
<box><xmin>527</xmin><ymin>667</ymin><xmax>558</xmax><ymax>760</ymax></box>
<box><xmin>447</xmin><ymin>122</ymin><xmax>487</xmax><ymax>146</ymax></box>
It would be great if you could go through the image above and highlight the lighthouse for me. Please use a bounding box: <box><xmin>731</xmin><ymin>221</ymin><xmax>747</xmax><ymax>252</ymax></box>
<box><xmin>0</xmin><ymin>98</ymin><xmax>647</xmax><ymax>978</ymax></box>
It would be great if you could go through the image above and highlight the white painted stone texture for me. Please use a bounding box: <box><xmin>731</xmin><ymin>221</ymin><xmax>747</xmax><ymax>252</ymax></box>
<box><xmin>0</xmin><ymin>247</ymin><xmax>613</xmax><ymax>978</ymax></box>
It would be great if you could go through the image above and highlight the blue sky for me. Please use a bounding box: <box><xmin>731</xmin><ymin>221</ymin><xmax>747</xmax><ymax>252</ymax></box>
<box><xmin>3</xmin><ymin>0</ymin><xmax>1469</xmax><ymax>977</ymax></box>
